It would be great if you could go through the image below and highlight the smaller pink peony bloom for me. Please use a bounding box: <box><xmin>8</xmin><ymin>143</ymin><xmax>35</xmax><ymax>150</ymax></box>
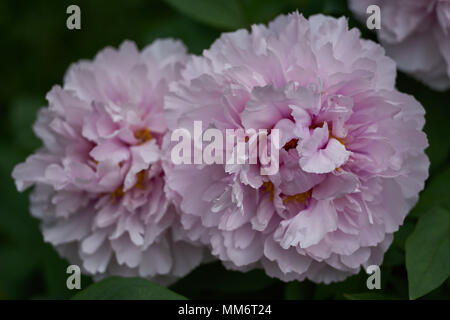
<box><xmin>349</xmin><ymin>0</ymin><xmax>450</xmax><ymax>91</ymax></box>
<box><xmin>164</xmin><ymin>12</ymin><xmax>429</xmax><ymax>283</ymax></box>
<box><xmin>12</xmin><ymin>40</ymin><xmax>204</xmax><ymax>284</ymax></box>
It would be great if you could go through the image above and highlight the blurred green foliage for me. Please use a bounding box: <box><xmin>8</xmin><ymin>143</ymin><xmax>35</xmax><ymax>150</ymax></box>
<box><xmin>72</xmin><ymin>276</ymin><xmax>187</xmax><ymax>300</ymax></box>
<box><xmin>0</xmin><ymin>0</ymin><xmax>449</xmax><ymax>300</ymax></box>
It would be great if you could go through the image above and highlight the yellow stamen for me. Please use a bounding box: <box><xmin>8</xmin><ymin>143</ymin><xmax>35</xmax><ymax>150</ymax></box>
<box><xmin>134</xmin><ymin>128</ymin><xmax>153</xmax><ymax>145</ymax></box>
<box><xmin>328</xmin><ymin>127</ymin><xmax>345</xmax><ymax>145</ymax></box>
<box><xmin>111</xmin><ymin>186</ymin><xmax>124</xmax><ymax>201</ymax></box>
<box><xmin>282</xmin><ymin>190</ymin><xmax>312</xmax><ymax>205</ymax></box>
<box><xmin>283</xmin><ymin>138</ymin><xmax>299</xmax><ymax>151</ymax></box>
<box><xmin>310</xmin><ymin>122</ymin><xmax>345</xmax><ymax>146</ymax></box>
<box><xmin>261</xmin><ymin>181</ymin><xmax>274</xmax><ymax>201</ymax></box>
<box><xmin>135</xmin><ymin>170</ymin><xmax>146</xmax><ymax>189</ymax></box>
<box><xmin>110</xmin><ymin>170</ymin><xmax>148</xmax><ymax>201</ymax></box>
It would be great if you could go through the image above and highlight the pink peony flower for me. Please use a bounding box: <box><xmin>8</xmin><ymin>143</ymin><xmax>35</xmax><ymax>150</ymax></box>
<box><xmin>164</xmin><ymin>13</ymin><xmax>429</xmax><ymax>283</ymax></box>
<box><xmin>349</xmin><ymin>0</ymin><xmax>450</xmax><ymax>91</ymax></box>
<box><xmin>12</xmin><ymin>40</ymin><xmax>204</xmax><ymax>283</ymax></box>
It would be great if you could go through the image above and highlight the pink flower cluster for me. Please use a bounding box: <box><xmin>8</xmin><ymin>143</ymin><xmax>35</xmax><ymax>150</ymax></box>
<box><xmin>12</xmin><ymin>40</ymin><xmax>203</xmax><ymax>284</ymax></box>
<box><xmin>349</xmin><ymin>0</ymin><xmax>450</xmax><ymax>91</ymax></box>
<box><xmin>13</xmin><ymin>12</ymin><xmax>429</xmax><ymax>284</ymax></box>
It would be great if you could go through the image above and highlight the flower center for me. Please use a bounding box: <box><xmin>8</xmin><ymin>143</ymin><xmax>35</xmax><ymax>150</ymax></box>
<box><xmin>329</xmin><ymin>129</ymin><xmax>345</xmax><ymax>145</ymax></box>
<box><xmin>261</xmin><ymin>181</ymin><xmax>312</xmax><ymax>206</ymax></box>
<box><xmin>134</xmin><ymin>128</ymin><xmax>153</xmax><ymax>145</ymax></box>
<box><xmin>111</xmin><ymin>169</ymin><xmax>147</xmax><ymax>202</ymax></box>
<box><xmin>134</xmin><ymin>170</ymin><xmax>146</xmax><ymax>189</ymax></box>
<box><xmin>311</xmin><ymin>122</ymin><xmax>345</xmax><ymax>145</ymax></box>
<box><xmin>261</xmin><ymin>181</ymin><xmax>274</xmax><ymax>201</ymax></box>
<box><xmin>111</xmin><ymin>186</ymin><xmax>124</xmax><ymax>199</ymax></box>
<box><xmin>283</xmin><ymin>138</ymin><xmax>299</xmax><ymax>151</ymax></box>
<box><xmin>281</xmin><ymin>190</ymin><xmax>312</xmax><ymax>205</ymax></box>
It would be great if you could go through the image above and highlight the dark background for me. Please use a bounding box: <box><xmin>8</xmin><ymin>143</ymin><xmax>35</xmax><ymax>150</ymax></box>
<box><xmin>0</xmin><ymin>0</ymin><xmax>449</xmax><ymax>300</ymax></box>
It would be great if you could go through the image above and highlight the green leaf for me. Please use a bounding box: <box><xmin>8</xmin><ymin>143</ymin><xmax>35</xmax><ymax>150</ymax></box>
<box><xmin>170</xmin><ymin>262</ymin><xmax>277</xmax><ymax>298</ymax></box>
<box><xmin>410</xmin><ymin>167</ymin><xmax>450</xmax><ymax>218</ymax></box>
<box><xmin>0</xmin><ymin>245</ymin><xmax>38</xmax><ymax>299</ymax></box>
<box><xmin>393</xmin><ymin>220</ymin><xmax>415</xmax><ymax>250</ymax></box>
<box><xmin>406</xmin><ymin>206</ymin><xmax>450</xmax><ymax>299</ymax></box>
<box><xmin>40</xmin><ymin>244</ymin><xmax>93</xmax><ymax>299</ymax></box>
<box><xmin>344</xmin><ymin>292</ymin><xmax>399</xmax><ymax>300</ymax></box>
<box><xmin>290</xmin><ymin>0</ymin><xmax>327</xmax><ymax>18</ymax></box>
<box><xmin>240</xmin><ymin>0</ymin><xmax>289</xmax><ymax>24</ymax></box>
<box><xmin>9</xmin><ymin>96</ymin><xmax>42</xmax><ymax>152</ymax></box>
<box><xmin>72</xmin><ymin>276</ymin><xmax>187</xmax><ymax>300</ymax></box>
<box><xmin>394</xmin><ymin>73</ymin><xmax>450</xmax><ymax>177</ymax></box>
<box><xmin>314</xmin><ymin>271</ymin><xmax>368</xmax><ymax>300</ymax></box>
<box><xmin>383</xmin><ymin>246</ymin><xmax>405</xmax><ymax>267</ymax></box>
<box><xmin>0</xmin><ymin>141</ymin><xmax>43</xmax><ymax>247</ymax></box>
<box><xmin>284</xmin><ymin>281</ymin><xmax>314</xmax><ymax>300</ymax></box>
<box><xmin>322</xmin><ymin>0</ymin><xmax>347</xmax><ymax>15</ymax></box>
<box><xmin>422</xmin><ymin>96</ymin><xmax>450</xmax><ymax>175</ymax></box>
<box><xmin>142</xmin><ymin>14</ymin><xmax>219</xmax><ymax>55</ymax></box>
<box><xmin>163</xmin><ymin>0</ymin><xmax>247</xmax><ymax>30</ymax></box>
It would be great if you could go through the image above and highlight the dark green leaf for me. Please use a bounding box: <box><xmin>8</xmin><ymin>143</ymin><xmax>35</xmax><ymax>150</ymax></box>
<box><xmin>241</xmin><ymin>0</ymin><xmax>289</xmax><ymax>24</ymax></box>
<box><xmin>163</xmin><ymin>0</ymin><xmax>247</xmax><ymax>30</ymax></box>
<box><xmin>344</xmin><ymin>292</ymin><xmax>399</xmax><ymax>300</ymax></box>
<box><xmin>0</xmin><ymin>141</ymin><xmax>43</xmax><ymax>247</ymax></box>
<box><xmin>322</xmin><ymin>0</ymin><xmax>347</xmax><ymax>15</ymax></box>
<box><xmin>284</xmin><ymin>281</ymin><xmax>314</xmax><ymax>300</ymax></box>
<box><xmin>9</xmin><ymin>96</ymin><xmax>42</xmax><ymax>152</ymax></box>
<box><xmin>314</xmin><ymin>271</ymin><xmax>367</xmax><ymax>300</ymax></box>
<box><xmin>406</xmin><ymin>206</ymin><xmax>450</xmax><ymax>299</ymax></box>
<box><xmin>171</xmin><ymin>262</ymin><xmax>277</xmax><ymax>297</ymax></box>
<box><xmin>142</xmin><ymin>14</ymin><xmax>219</xmax><ymax>55</ymax></box>
<box><xmin>393</xmin><ymin>220</ymin><xmax>415</xmax><ymax>250</ymax></box>
<box><xmin>40</xmin><ymin>244</ymin><xmax>93</xmax><ymax>299</ymax></box>
<box><xmin>0</xmin><ymin>246</ymin><xmax>38</xmax><ymax>299</ymax></box>
<box><xmin>72</xmin><ymin>276</ymin><xmax>186</xmax><ymax>300</ymax></box>
<box><xmin>383</xmin><ymin>246</ymin><xmax>405</xmax><ymax>267</ymax></box>
<box><xmin>410</xmin><ymin>167</ymin><xmax>450</xmax><ymax>218</ymax></box>
<box><xmin>422</xmin><ymin>98</ymin><xmax>450</xmax><ymax>175</ymax></box>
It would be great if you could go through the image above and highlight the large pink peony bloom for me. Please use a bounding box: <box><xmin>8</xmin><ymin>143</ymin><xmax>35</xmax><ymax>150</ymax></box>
<box><xmin>164</xmin><ymin>13</ymin><xmax>429</xmax><ymax>283</ymax></box>
<box><xmin>12</xmin><ymin>40</ymin><xmax>203</xmax><ymax>283</ymax></box>
<box><xmin>349</xmin><ymin>0</ymin><xmax>450</xmax><ymax>91</ymax></box>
